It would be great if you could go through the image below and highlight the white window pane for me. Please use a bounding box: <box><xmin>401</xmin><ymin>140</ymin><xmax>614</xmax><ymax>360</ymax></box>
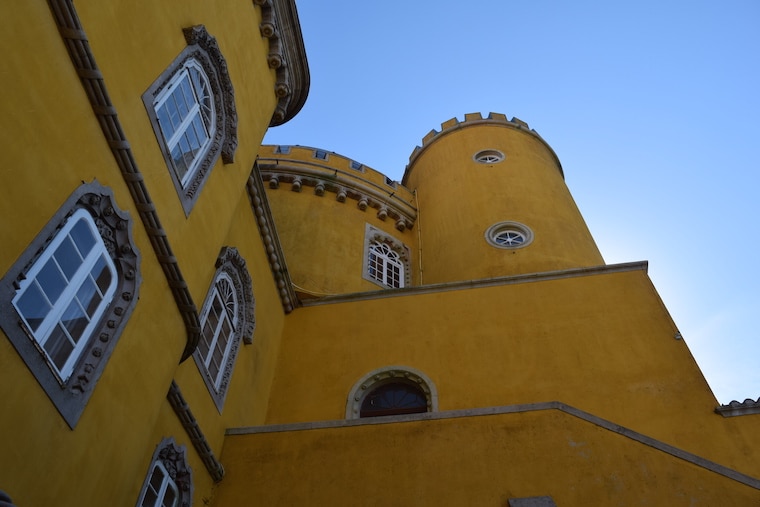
<box><xmin>70</xmin><ymin>218</ymin><xmax>96</xmax><ymax>256</ymax></box>
<box><xmin>43</xmin><ymin>324</ymin><xmax>74</xmax><ymax>371</ymax></box>
<box><xmin>37</xmin><ymin>259</ymin><xmax>67</xmax><ymax>304</ymax></box>
<box><xmin>54</xmin><ymin>236</ymin><xmax>83</xmax><ymax>280</ymax></box>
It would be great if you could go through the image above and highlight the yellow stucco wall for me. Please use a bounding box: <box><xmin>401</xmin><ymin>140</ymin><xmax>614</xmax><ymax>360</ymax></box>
<box><xmin>259</xmin><ymin>145</ymin><xmax>418</xmax><ymax>295</ymax></box>
<box><xmin>0</xmin><ymin>0</ymin><xmax>288</xmax><ymax>505</ymax></box>
<box><xmin>217</xmin><ymin>409</ymin><xmax>760</xmax><ymax>505</ymax></box>
<box><xmin>262</xmin><ymin>266</ymin><xmax>759</xmax><ymax>478</ymax></box>
<box><xmin>405</xmin><ymin>116</ymin><xmax>604</xmax><ymax>283</ymax></box>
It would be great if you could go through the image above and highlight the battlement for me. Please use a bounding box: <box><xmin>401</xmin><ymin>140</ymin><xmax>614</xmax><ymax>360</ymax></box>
<box><xmin>403</xmin><ymin>112</ymin><xmax>563</xmax><ymax>184</ymax></box>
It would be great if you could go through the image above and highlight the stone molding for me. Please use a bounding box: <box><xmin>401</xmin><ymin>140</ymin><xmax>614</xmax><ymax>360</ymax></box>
<box><xmin>259</xmin><ymin>158</ymin><xmax>417</xmax><ymax>232</ymax></box>
<box><xmin>402</xmin><ymin>112</ymin><xmax>564</xmax><ymax>185</ymax></box>
<box><xmin>138</xmin><ymin>437</ymin><xmax>194</xmax><ymax>507</ymax></box>
<box><xmin>362</xmin><ymin>224</ymin><xmax>412</xmax><ymax>288</ymax></box>
<box><xmin>301</xmin><ymin>261</ymin><xmax>650</xmax><ymax>307</ymax></box>
<box><xmin>715</xmin><ymin>397</ymin><xmax>760</xmax><ymax>417</ymax></box>
<box><xmin>167</xmin><ymin>381</ymin><xmax>225</xmax><ymax>482</ymax></box>
<box><xmin>346</xmin><ymin>365</ymin><xmax>438</xmax><ymax>419</ymax></box>
<box><xmin>182</xmin><ymin>25</ymin><xmax>238</xmax><ymax>164</ymax></box>
<box><xmin>47</xmin><ymin>0</ymin><xmax>201</xmax><ymax>361</ymax></box>
<box><xmin>247</xmin><ymin>165</ymin><xmax>298</xmax><ymax>313</ymax></box>
<box><xmin>141</xmin><ymin>26</ymin><xmax>237</xmax><ymax>215</ymax></box>
<box><xmin>193</xmin><ymin>246</ymin><xmax>255</xmax><ymax>412</ymax></box>
<box><xmin>227</xmin><ymin>401</ymin><xmax>760</xmax><ymax>491</ymax></box>
<box><xmin>254</xmin><ymin>0</ymin><xmax>310</xmax><ymax>125</ymax></box>
<box><xmin>0</xmin><ymin>182</ymin><xmax>140</xmax><ymax>428</ymax></box>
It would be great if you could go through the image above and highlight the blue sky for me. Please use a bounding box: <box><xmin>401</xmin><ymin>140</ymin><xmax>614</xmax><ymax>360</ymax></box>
<box><xmin>264</xmin><ymin>1</ymin><xmax>760</xmax><ymax>404</ymax></box>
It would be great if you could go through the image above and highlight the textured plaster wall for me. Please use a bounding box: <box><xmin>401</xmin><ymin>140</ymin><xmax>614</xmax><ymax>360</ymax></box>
<box><xmin>264</xmin><ymin>268</ymin><xmax>759</xmax><ymax>478</ymax></box>
<box><xmin>0</xmin><ymin>0</ymin><xmax>281</xmax><ymax>505</ymax></box>
<box><xmin>217</xmin><ymin>409</ymin><xmax>760</xmax><ymax>505</ymax></box>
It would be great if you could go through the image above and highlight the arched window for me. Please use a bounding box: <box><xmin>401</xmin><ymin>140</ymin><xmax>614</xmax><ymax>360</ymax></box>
<box><xmin>360</xmin><ymin>381</ymin><xmax>428</xmax><ymax>418</ymax></box>
<box><xmin>367</xmin><ymin>242</ymin><xmax>404</xmax><ymax>288</ymax></box>
<box><xmin>0</xmin><ymin>182</ymin><xmax>139</xmax><ymax>428</ymax></box>
<box><xmin>193</xmin><ymin>247</ymin><xmax>254</xmax><ymax>412</ymax></box>
<box><xmin>142</xmin><ymin>25</ymin><xmax>238</xmax><ymax>215</ymax></box>
<box><xmin>197</xmin><ymin>272</ymin><xmax>237</xmax><ymax>389</ymax></box>
<box><xmin>362</xmin><ymin>224</ymin><xmax>411</xmax><ymax>289</ymax></box>
<box><xmin>346</xmin><ymin>366</ymin><xmax>437</xmax><ymax>419</ymax></box>
<box><xmin>136</xmin><ymin>438</ymin><xmax>192</xmax><ymax>507</ymax></box>
<box><xmin>153</xmin><ymin>59</ymin><xmax>215</xmax><ymax>189</ymax></box>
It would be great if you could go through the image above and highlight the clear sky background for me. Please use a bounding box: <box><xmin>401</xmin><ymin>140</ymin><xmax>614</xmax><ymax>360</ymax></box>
<box><xmin>264</xmin><ymin>1</ymin><xmax>760</xmax><ymax>404</ymax></box>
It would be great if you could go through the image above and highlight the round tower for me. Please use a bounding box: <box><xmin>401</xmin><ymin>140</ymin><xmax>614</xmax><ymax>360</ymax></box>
<box><xmin>402</xmin><ymin>112</ymin><xmax>604</xmax><ymax>285</ymax></box>
<box><xmin>258</xmin><ymin>145</ymin><xmax>418</xmax><ymax>297</ymax></box>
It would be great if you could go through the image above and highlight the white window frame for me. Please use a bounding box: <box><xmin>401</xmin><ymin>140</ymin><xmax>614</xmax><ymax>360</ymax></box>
<box><xmin>153</xmin><ymin>58</ymin><xmax>215</xmax><ymax>188</ymax></box>
<box><xmin>362</xmin><ymin>224</ymin><xmax>411</xmax><ymax>289</ymax></box>
<box><xmin>368</xmin><ymin>242</ymin><xmax>404</xmax><ymax>288</ymax></box>
<box><xmin>138</xmin><ymin>461</ymin><xmax>179</xmax><ymax>507</ymax></box>
<box><xmin>197</xmin><ymin>271</ymin><xmax>238</xmax><ymax>389</ymax></box>
<box><xmin>12</xmin><ymin>208</ymin><xmax>117</xmax><ymax>382</ymax></box>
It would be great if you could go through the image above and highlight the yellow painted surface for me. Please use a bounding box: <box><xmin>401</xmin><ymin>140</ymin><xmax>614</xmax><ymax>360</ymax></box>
<box><xmin>260</xmin><ymin>145</ymin><xmax>417</xmax><ymax>295</ymax></box>
<box><xmin>263</xmin><ymin>267</ymin><xmax>759</xmax><ymax>478</ymax></box>
<box><xmin>406</xmin><ymin>121</ymin><xmax>604</xmax><ymax>283</ymax></box>
<box><xmin>217</xmin><ymin>410</ymin><xmax>760</xmax><ymax>505</ymax></box>
<box><xmin>0</xmin><ymin>0</ymin><xmax>286</xmax><ymax>505</ymax></box>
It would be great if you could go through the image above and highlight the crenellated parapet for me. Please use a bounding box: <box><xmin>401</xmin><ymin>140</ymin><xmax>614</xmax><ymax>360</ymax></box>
<box><xmin>402</xmin><ymin>112</ymin><xmax>563</xmax><ymax>185</ymax></box>
<box><xmin>258</xmin><ymin>145</ymin><xmax>417</xmax><ymax>232</ymax></box>
<box><xmin>254</xmin><ymin>0</ymin><xmax>310</xmax><ymax>126</ymax></box>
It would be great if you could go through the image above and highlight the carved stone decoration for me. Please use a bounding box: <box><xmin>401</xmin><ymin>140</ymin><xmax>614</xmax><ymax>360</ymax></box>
<box><xmin>138</xmin><ymin>438</ymin><xmax>194</xmax><ymax>507</ymax></box>
<box><xmin>257</xmin><ymin>0</ymin><xmax>310</xmax><ymax>126</ymax></box>
<box><xmin>345</xmin><ymin>365</ymin><xmax>438</xmax><ymax>419</ymax></box>
<box><xmin>167</xmin><ymin>382</ymin><xmax>225</xmax><ymax>482</ymax></box>
<box><xmin>194</xmin><ymin>247</ymin><xmax>255</xmax><ymax>413</ymax></box>
<box><xmin>0</xmin><ymin>182</ymin><xmax>141</xmax><ymax>428</ymax></box>
<box><xmin>182</xmin><ymin>25</ymin><xmax>238</xmax><ymax>165</ymax></box>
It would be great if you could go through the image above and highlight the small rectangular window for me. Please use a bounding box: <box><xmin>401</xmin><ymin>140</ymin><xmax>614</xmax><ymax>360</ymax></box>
<box><xmin>350</xmin><ymin>160</ymin><xmax>363</xmax><ymax>171</ymax></box>
<box><xmin>314</xmin><ymin>149</ymin><xmax>328</xmax><ymax>160</ymax></box>
<box><xmin>274</xmin><ymin>145</ymin><xmax>291</xmax><ymax>154</ymax></box>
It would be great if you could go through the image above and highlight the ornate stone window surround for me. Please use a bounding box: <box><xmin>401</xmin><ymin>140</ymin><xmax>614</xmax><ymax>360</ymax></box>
<box><xmin>346</xmin><ymin>365</ymin><xmax>438</xmax><ymax>419</ymax></box>
<box><xmin>362</xmin><ymin>224</ymin><xmax>411</xmax><ymax>289</ymax></box>
<box><xmin>0</xmin><ymin>181</ymin><xmax>140</xmax><ymax>428</ymax></box>
<box><xmin>142</xmin><ymin>25</ymin><xmax>238</xmax><ymax>216</ymax></box>
<box><xmin>136</xmin><ymin>437</ymin><xmax>193</xmax><ymax>507</ymax></box>
<box><xmin>193</xmin><ymin>247</ymin><xmax>254</xmax><ymax>413</ymax></box>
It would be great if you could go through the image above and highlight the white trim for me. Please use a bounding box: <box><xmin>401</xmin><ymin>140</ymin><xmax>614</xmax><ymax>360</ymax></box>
<box><xmin>153</xmin><ymin>58</ymin><xmax>215</xmax><ymax>188</ymax></box>
<box><xmin>12</xmin><ymin>208</ymin><xmax>117</xmax><ymax>381</ymax></box>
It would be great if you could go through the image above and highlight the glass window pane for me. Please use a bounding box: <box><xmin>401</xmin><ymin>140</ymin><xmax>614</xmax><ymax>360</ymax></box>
<box><xmin>179</xmin><ymin>77</ymin><xmax>195</xmax><ymax>114</ymax></box>
<box><xmin>54</xmin><ymin>236</ymin><xmax>82</xmax><ymax>280</ymax></box>
<box><xmin>162</xmin><ymin>485</ymin><xmax>178</xmax><ymax>507</ymax></box>
<box><xmin>77</xmin><ymin>276</ymin><xmax>102</xmax><ymax>318</ymax></box>
<box><xmin>192</xmin><ymin>114</ymin><xmax>208</xmax><ymax>142</ymax></box>
<box><xmin>93</xmin><ymin>255</ymin><xmax>112</xmax><ymax>294</ymax></box>
<box><xmin>70</xmin><ymin>219</ymin><xmax>96</xmax><ymax>257</ymax></box>
<box><xmin>37</xmin><ymin>258</ymin><xmax>67</xmax><ymax>304</ymax></box>
<box><xmin>165</xmin><ymin>98</ymin><xmax>179</xmax><ymax>130</ymax></box>
<box><xmin>157</xmin><ymin>105</ymin><xmax>174</xmax><ymax>140</ymax></box>
<box><xmin>61</xmin><ymin>299</ymin><xmax>88</xmax><ymax>343</ymax></box>
<box><xmin>171</xmin><ymin>145</ymin><xmax>188</xmax><ymax>181</ymax></box>
<box><xmin>44</xmin><ymin>324</ymin><xmax>74</xmax><ymax>371</ymax></box>
<box><xmin>16</xmin><ymin>283</ymin><xmax>51</xmax><ymax>332</ymax></box>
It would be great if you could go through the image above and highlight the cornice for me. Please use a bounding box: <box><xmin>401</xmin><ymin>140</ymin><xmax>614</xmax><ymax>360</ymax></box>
<box><xmin>402</xmin><ymin>112</ymin><xmax>564</xmax><ymax>186</ymax></box>
<box><xmin>715</xmin><ymin>397</ymin><xmax>760</xmax><ymax>417</ymax></box>
<box><xmin>247</xmin><ymin>164</ymin><xmax>298</xmax><ymax>313</ymax></box>
<box><xmin>47</xmin><ymin>0</ymin><xmax>201</xmax><ymax>361</ymax></box>
<box><xmin>299</xmin><ymin>261</ymin><xmax>649</xmax><ymax>306</ymax></box>
<box><xmin>259</xmin><ymin>157</ymin><xmax>417</xmax><ymax>232</ymax></box>
<box><xmin>255</xmin><ymin>0</ymin><xmax>310</xmax><ymax>126</ymax></box>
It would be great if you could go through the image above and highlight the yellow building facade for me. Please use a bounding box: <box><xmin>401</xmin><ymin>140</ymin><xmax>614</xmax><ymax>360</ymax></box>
<box><xmin>1</xmin><ymin>2</ymin><xmax>759</xmax><ymax>506</ymax></box>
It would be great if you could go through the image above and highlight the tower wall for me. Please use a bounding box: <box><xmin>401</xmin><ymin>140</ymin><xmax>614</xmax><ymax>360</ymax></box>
<box><xmin>403</xmin><ymin>113</ymin><xmax>604</xmax><ymax>284</ymax></box>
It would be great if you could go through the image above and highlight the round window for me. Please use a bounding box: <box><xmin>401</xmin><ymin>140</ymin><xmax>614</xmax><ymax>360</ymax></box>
<box><xmin>473</xmin><ymin>149</ymin><xmax>505</xmax><ymax>164</ymax></box>
<box><xmin>485</xmin><ymin>222</ymin><xmax>533</xmax><ymax>249</ymax></box>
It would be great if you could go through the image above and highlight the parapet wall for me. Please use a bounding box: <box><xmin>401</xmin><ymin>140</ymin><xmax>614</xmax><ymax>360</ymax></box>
<box><xmin>402</xmin><ymin>112</ymin><xmax>563</xmax><ymax>185</ymax></box>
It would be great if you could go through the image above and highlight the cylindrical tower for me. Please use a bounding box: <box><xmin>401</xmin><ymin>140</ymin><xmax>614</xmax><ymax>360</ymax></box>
<box><xmin>258</xmin><ymin>145</ymin><xmax>418</xmax><ymax>297</ymax></box>
<box><xmin>402</xmin><ymin>112</ymin><xmax>604</xmax><ymax>285</ymax></box>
